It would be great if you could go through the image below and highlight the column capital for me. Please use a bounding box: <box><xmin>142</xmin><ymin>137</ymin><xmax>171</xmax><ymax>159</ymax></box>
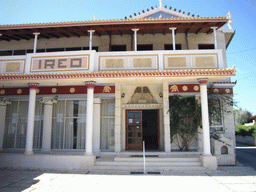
<box><xmin>198</xmin><ymin>78</ymin><xmax>208</xmax><ymax>84</ymax></box>
<box><xmin>28</xmin><ymin>83</ymin><xmax>39</xmax><ymax>89</ymax></box>
<box><xmin>0</xmin><ymin>98</ymin><xmax>11</xmax><ymax>106</ymax></box>
<box><xmin>132</xmin><ymin>29</ymin><xmax>139</xmax><ymax>32</ymax></box>
<box><xmin>85</xmin><ymin>81</ymin><xmax>96</xmax><ymax>88</ymax></box>
<box><xmin>87</xmin><ymin>30</ymin><xmax>95</xmax><ymax>33</ymax></box>
<box><xmin>169</xmin><ymin>27</ymin><xmax>177</xmax><ymax>31</ymax></box>
<box><xmin>39</xmin><ymin>97</ymin><xmax>57</xmax><ymax>105</ymax></box>
<box><xmin>33</xmin><ymin>32</ymin><xmax>40</xmax><ymax>36</ymax></box>
<box><xmin>210</xmin><ymin>27</ymin><xmax>218</xmax><ymax>30</ymax></box>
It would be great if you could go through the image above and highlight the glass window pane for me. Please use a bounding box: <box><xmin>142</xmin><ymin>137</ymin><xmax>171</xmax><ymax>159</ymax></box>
<box><xmin>53</xmin><ymin>100</ymin><xmax>65</xmax><ymax>118</ymax></box>
<box><xmin>77</xmin><ymin>100</ymin><xmax>86</xmax><ymax>117</ymax></box>
<box><xmin>6</xmin><ymin>101</ymin><xmax>18</xmax><ymax>118</ymax></box>
<box><xmin>18</xmin><ymin>101</ymin><xmax>28</xmax><ymax>118</ymax></box>
<box><xmin>52</xmin><ymin>118</ymin><xmax>64</xmax><ymax>149</ymax></box>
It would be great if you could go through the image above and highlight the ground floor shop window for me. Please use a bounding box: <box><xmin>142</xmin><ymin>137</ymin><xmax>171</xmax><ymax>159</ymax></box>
<box><xmin>4</xmin><ymin>101</ymin><xmax>43</xmax><ymax>149</ymax></box>
<box><xmin>52</xmin><ymin>100</ymin><xmax>86</xmax><ymax>149</ymax></box>
<box><xmin>100</xmin><ymin>99</ymin><xmax>115</xmax><ymax>151</ymax></box>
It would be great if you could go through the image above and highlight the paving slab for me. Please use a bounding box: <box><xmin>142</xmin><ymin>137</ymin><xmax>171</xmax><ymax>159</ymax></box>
<box><xmin>0</xmin><ymin>164</ymin><xmax>256</xmax><ymax>192</ymax></box>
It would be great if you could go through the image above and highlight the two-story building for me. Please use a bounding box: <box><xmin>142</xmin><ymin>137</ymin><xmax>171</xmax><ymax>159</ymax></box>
<box><xmin>0</xmin><ymin>2</ymin><xmax>236</xmax><ymax>171</ymax></box>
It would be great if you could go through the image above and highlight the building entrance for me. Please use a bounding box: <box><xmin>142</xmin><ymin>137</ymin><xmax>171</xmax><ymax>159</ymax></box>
<box><xmin>126</xmin><ymin>110</ymin><xmax>159</xmax><ymax>150</ymax></box>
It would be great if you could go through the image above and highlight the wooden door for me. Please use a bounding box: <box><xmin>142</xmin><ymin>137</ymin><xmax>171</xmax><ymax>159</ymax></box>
<box><xmin>126</xmin><ymin>110</ymin><xmax>143</xmax><ymax>150</ymax></box>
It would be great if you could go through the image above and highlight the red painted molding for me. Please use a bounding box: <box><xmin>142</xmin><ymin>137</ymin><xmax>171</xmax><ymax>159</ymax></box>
<box><xmin>0</xmin><ymin>86</ymin><xmax>115</xmax><ymax>96</ymax></box>
<box><xmin>169</xmin><ymin>84</ymin><xmax>233</xmax><ymax>94</ymax></box>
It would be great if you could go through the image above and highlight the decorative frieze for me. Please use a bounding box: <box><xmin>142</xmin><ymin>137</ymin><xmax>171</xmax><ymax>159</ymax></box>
<box><xmin>169</xmin><ymin>83</ymin><xmax>233</xmax><ymax>94</ymax></box>
<box><xmin>0</xmin><ymin>85</ymin><xmax>115</xmax><ymax>96</ymax></box>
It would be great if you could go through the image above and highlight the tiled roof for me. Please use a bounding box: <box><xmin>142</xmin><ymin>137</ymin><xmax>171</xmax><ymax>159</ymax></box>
<box><xmin>0</xmin><ymin>16</ymin><xmax>229</xmax><ymax>30</ymax></box>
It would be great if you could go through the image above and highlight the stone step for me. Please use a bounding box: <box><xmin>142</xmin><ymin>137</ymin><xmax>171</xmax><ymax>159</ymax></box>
<box><xmin>95</xmin><ymin>161</ymin><xmax>202</xmax><ymax>166</ymax></box>
<box><xmin>114</xmin><ymin>157</ymin><xmax>200</xmax><ymax>162</ymax></box>
<box><xmin>92</xmin><ymin>165</ymin><xmax>206</xmax><ymax>171</ymax></box>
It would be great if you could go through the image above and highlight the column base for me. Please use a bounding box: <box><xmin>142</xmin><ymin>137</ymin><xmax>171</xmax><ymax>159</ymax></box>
<box><xmin>24</xmin><ymin>150</ymin><xmax>33</xmax><ymax>155</ymax></box>
<box><xmin>200</xmin><ymin>155</ymin><xmax>218</xmax><ymax>170</ymax></box>
<box><xmin>84</xmin><ymin>154</ymin><xmax>96</xmax><ymax>167</ymax></box>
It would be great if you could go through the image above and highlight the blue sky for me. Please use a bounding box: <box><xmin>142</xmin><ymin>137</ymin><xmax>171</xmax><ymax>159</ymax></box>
<box><xmin>0</xmin><ymin>0</ymin><xmax>256</xmax><ymax>114</ymax></box>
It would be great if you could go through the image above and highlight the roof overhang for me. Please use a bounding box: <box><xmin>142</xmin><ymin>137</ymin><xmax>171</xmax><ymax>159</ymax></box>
<box><xmin>0</xmin><ymin>17</ymin><xmax>229</xmax><ymax>41</ymax></box>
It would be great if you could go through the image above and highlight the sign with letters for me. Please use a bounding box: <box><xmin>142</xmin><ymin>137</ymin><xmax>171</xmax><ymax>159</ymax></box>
<box><xmin>31</xmin><ymin>55</ymin><xmax>89</xmax><ymax>72</ymax></box>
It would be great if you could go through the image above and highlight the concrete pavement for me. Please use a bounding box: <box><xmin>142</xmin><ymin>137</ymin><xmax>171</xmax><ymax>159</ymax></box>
<box><xmin>0</xmin><ymin>164</ymin><xmax>256</xmax><ymax>192</ymax></box>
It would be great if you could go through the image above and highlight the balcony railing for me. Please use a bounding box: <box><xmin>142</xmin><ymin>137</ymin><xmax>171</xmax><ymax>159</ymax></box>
<box><xmin>0</xmin><ymin>49</ymin><xmax>224</xmax><ymax>75</ymax></box>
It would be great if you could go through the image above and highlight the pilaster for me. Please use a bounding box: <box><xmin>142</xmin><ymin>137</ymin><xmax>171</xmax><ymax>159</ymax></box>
<box><xmin>163</xmin><ymin>82</ymin><xmax>171</xmax><ymax>152</ymax></box>
<box><xmin>115</xmin><ymin>83</ymin><xmax>122</xmax><ymax>152</ymax></box>
<box><xmin>40</xmin><ymin>97</ymin><xmax>57</xmax><ymax>152</ymax></box>
<box><xmin>93</xmin><ymin>97</ymin><xmax>101</xmax><ymax>154</ymax></box>
<box><xmin>0</xmin><ymin>98</ymin><xmax>11</xmax><ymax>150</ymax></box>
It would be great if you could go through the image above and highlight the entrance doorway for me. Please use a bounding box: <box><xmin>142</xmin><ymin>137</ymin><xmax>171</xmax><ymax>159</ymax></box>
<box><xmin>126</xmin><ymin>110</ymin><xmax>159</xmax><ymax>151</ymax></box>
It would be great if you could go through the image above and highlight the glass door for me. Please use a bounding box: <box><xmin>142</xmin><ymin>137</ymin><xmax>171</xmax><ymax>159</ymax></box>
<box><xmin>126</xmin><ymin>110</ymin><xmax>142</xmax><ymax>150</ymax></box>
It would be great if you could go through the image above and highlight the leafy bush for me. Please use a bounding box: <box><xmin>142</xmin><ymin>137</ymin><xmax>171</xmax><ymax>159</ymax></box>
<box><xmin>235</xmin><ymin>124</ymin><xmax>256</xmax><ymax>138</ymax></box>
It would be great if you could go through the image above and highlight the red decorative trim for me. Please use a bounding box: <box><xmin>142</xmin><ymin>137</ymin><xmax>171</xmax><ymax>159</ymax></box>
<box><xmin>169</xmin><ymin>84</ymin><xmax>233</xmax><ymax>94</ymax></box>
<box><xmin>197</xmin><ymin>78</ymin><xmax>208</xmax><ymax>84</ymax></box>
<box><xmin>28</xmin><ymin>83</ymin><xmax>39</xmax><ymax>89</ymax></box>
<box><xmin>0</xmin><ymin>69</ymin><xmax>236</xmax><ymax>81</ymax></box>
<box><xmin>0</xmin><ymin>86</ymin><xmax>115</xmax><ymax>96</ymax></box>
<box><xmin>86</xmin><ymin>82</ymin><xmax>96</xmax><ymax>89</ymax></box>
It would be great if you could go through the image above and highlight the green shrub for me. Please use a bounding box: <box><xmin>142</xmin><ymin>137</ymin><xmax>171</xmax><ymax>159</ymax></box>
<box><xmin>235</xmin><ymin>124</ymin><xmax>256</xmax><ymax>138</ymax></box>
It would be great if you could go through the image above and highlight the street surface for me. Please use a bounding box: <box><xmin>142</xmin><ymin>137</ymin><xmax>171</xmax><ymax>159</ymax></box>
<box><xmin>236</xmin><ymin>143</ymin><xmax>256</xmax><ymax>170</ymax></box>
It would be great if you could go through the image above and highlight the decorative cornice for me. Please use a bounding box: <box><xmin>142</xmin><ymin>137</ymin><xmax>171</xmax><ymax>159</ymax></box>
<box><xmin>0</xmin><ymin>68</ymin><xmax>236</xmax><ymax>81</ymax></box>
<box><xmin>123</xmin><ymin>104</ymin><xmax>163</xmax><ymax>109</ymax></box>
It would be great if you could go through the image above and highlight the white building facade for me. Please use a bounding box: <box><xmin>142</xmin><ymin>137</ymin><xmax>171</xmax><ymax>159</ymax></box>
<box><xmin>0</xmin><ymin>4</ymin><xmax>236</xmax><ymax>170</ymax></box>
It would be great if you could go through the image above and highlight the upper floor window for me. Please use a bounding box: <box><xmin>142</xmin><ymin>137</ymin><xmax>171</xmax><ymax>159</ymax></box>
<box><xmin>137</xmin><ymin>44</ymin><xmax>153</xmax><ymax>51</ymax></box>
<box><xmin>165</xmin><ymin>44</ymin><xmax>182</xmax><ymax>50</ymax></box>
<box><xmin>0</xmin><ymin>46</ymin><xmax>99</xmax><ymax>56</ymax></box>
<box><xmin>198</xmin><ymin>44</ymin><xmax>214</xmax><ymax>50</ymax></box>
<box><xmin>111</xmin><ymin>45</ymin><xmax>126</xmax><ymax>52</ymax></box>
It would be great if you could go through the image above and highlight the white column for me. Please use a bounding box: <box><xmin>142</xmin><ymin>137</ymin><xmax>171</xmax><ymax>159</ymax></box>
<box><xmin>115</xmin><ymin>83</ymin><xmax>122</xmax><ymax>152</ymax></box>
<box><xmin>93</xmin><ymin>98</ymin><xmax>101</xmax><ymax>154</ymax></box>
<box><xmin>169</xmin><ymin>28</ymin><xmax>177</xmax><ymax>50</ymax></box>
<box><xmin>0</xmin><ymin>98</ymin><xmax>11</xmax><ymax>150</ymax></box>
<box><xmin>25</xmin><ymin>83</ymin><xmax>39</xmax><ymax>155</ymax></box>
<box><xmin>40</xmin><ymin>97</ymin><xmax>57</xmax><ymax>152</ymax></box>
<box><xmin>163</xmin><ymin>82</ymin><xmax>171</xmax><ymax>152</ymax></box>
<box><xmin>88</xmin><ymin>30</ymin><xmax>95</xmax><ymax>51</ymax></box>
<box><xmin>198</xmin><ymin>78</ymin><xmax>211</xmax><ymax>156</ymax></box>
<box><xmin>33</xmin><ymin>32</ymin><xmax>40</xmax><ymax>53</ymax></box>
<box><xmin>85</xmin><ymin>81</ymin><xmax>96</xmax><ymax>155</ymax></box>
<box><xmin>211</xmin><ymin>27</ymin><xmax>218</xmax><ymax>49</ymax></box>
<box><xmin>132</xmin><ymin>29</ymin><xmax>139</xmax><ymax>51</ymax></box>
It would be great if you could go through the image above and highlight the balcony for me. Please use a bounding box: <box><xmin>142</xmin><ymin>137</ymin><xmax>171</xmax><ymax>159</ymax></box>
<box><xmin>0</xmin><ymin>49</ymin><xmax>224</xmax><ymax>75</ymax></box>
